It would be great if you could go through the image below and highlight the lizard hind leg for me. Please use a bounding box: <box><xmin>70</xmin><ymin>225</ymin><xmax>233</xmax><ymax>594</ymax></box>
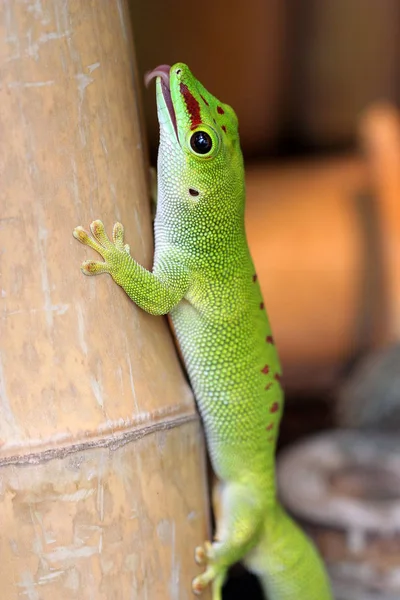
<box><xmin>192</xmin><ymin>481</ymin><xmax>265</xmax><ymax>598</ymax></box>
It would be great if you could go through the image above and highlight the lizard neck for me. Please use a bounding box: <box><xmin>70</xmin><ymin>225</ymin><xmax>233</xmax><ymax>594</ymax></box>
<box><xmin>155</xmin><ymin>203</ymin><xmax>247</xmax><ymax>277</ymax></box>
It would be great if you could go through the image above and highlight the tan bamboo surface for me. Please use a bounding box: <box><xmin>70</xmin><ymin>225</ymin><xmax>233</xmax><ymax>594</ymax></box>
<box><xmin>0</xmin><ymin>2</ymin><xmax>210</xmax><ymax>598</ymax></box>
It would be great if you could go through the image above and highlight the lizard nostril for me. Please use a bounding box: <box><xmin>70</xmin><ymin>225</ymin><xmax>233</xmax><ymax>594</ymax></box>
<box><xmin>189</xmin><ymin>188</ymin><xmax>199</xmax><ymax>197</ymax></box>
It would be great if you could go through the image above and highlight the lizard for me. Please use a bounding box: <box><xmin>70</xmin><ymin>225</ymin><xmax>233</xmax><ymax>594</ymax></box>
<box><xmin>73</xmin><ymin>63</ymin><xmax>333</xmax><ymax>600</ymax></box>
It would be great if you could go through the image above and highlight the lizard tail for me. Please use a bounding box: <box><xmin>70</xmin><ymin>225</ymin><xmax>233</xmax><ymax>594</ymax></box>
<box><xmin>244</xmin><ymin>503</ymin><xmax>333</xmax><ymax>600</ymax></box>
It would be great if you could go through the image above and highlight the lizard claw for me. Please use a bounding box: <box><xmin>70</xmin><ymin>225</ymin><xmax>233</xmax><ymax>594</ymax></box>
<box><xmin>192</xmin><ymin>567</ymin><xmax>225</xmax><ymax>599</ymax></box>
<box><xmin>192</xmin><ymin>566</ymin><xmax>216</xmax><ymax>595</ymax></box>
<box><xmin>195</xmin><ymin>540</ymin><xmax>213</xmax><ymax>565</ymax></box>
<box><xmin>195</xmin><ymin>545</ymin><xmax>206</xmax><ymax>566</ymax></box>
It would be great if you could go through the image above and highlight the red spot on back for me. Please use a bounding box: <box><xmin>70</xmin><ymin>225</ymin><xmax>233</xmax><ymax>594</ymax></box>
<box><xmin>180</xmin><ymin>83</ymin><xmax>202</xmax><ymax>129</ymax></box>
<box><xmin>274</xmin><ymin>373</ymin><xmax>282</xmax><ymax>383</ymax></box>
<box><xmin>253</xmin><ymin>274</ymin><xmax>258</xmax><ymax>282</ymax></box>
<box><xmin>266</xmin><ymin>335</ymin><xmax>274</xmax><ymax>344</ymax></box>
<box><xmin>270</xmin><ymin>402</ymin><xmax>279</xmax><ymax>413</ymax></box>
<box><xmin>200</xmin><ymin>94</ymin><xmax>209</xmax><ymax>106</ymax></box>
<box><xmin>265</xmin><ymin>383</ymin><xmax>272</xmax><ymax>391</ymax></box>
<box><xmin>266</xmin><ymin>423</ymin><xmax>274</xmax><ymax>431</ymax></box>
<box><xmin>261</xmin><ymin>365</ymin><xmax>270</xmax><ymax>375</ymax></box>
<box><xmin>221</xmin><ymin>125</ymin><xmax>227</xmax><ymax>133</ymax></box>
<box><xmin>260</xmin><ymin>302</ymin><xmax>264</xmax><ymax>310</ymax></box>
<box><xmin>217</xmin><ymin>106</ymin><xmax>225</xmax><ymax>114</ymax></box>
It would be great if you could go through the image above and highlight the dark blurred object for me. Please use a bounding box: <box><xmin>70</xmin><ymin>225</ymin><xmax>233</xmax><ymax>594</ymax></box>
<box><xmin>223</xmin><ymin>565</ymin><xmax>264</xmax><ymax>600</ymax></box>
<box><xmin>278</xmin><ymin>431</ymin><xmax>400</xmax><ymax>600</ymax></box>
<box><xmin>336</xmin><ymin>105</ymin><xmax>400</xmax><ymax>430</ymax></box>
<box><xmin>129</xmin><ymin>0</ymin><xmax>286</xmax><ymax>157</ymax></box>
<box><xmin>337</xmin><ymin>344</ymin><xmax>400</xmax><ymax>430</ymax></box>
<box><xmin>279</xmin><ymin>393</ymin><xmax>334</xmax><ymax>448</ymax></box>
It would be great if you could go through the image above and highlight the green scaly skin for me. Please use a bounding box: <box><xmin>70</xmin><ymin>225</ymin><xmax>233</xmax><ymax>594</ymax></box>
<box><xmin>73</xmin><ymin>63</ymin><xmax>332</xmax><ymax>600</ymax></box>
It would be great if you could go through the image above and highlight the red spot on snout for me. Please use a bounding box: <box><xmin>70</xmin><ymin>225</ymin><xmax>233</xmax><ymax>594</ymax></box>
<box><xmin>274</xmin><ymin>373</ymin><xmax>282</xmax><ymax>383</ymax></box>
<box><xmin>265</xmin><ymin>383</ymin><xmax>272</xmax><ymax>391</ymax></box>
<box><xmin>266</xmin><ymin>423</ymin><xmax>274</xmax><ymax>431</ymax></box>
<box><xmin>266</xmin><ymin>335</ymin><xmax>274</xmax><ymax>344</ymax></box>
<box><xmin>217</xmin><ymin>106</ymin><xmax>225</xmax><ymax>114</ymax></box>
<box><xmin>261</xmin><ymin>365</ymin><xmax>270</xmax><ymax>375</ymax></box>
<box><xmin>180</xmin><ymin>83</ymin><xmax>202</xmax><ymax>130</ymax></box>
<box><xmin>221</xmin><ymin>125</ymin><xmax>227</xmax><ymax>133</ymax></box>
<box><xmin>270</xmin><ymin>402</ymin><xmax>279</xmax><ymax>413</ymax></box>
<box><xmin>260</xmin><ymin>302</ymin><xmax>264</xmax><ymax>310</ymax></box>
<box><xmin>253</xmin><ymin>274</ymin><xmax>258</xmax><ymax>282</ymax></box>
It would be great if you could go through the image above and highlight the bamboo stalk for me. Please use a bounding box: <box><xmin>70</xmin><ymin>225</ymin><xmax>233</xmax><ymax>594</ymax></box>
<box><xmin>0</xmin><ymin>2</ymin><xmax>210</xmax><ymax>597</ymax></box>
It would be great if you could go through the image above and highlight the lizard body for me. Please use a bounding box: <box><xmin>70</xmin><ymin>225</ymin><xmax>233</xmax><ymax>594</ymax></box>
<box><xmin>73</xmin><ymin>63</ymin><xmax>332</xmax><ymax>600</ymax></box>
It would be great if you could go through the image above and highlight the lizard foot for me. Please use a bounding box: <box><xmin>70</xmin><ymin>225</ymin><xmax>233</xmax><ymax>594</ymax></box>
<box><xmin>73</xmin><ymin>220</ymin><xmax>131</xmax><ymax>277</ymax></box>
<box><xmin>192</xmin><ymin>542</ymin><xmax>226</xmax><ymax>600</ymax></box>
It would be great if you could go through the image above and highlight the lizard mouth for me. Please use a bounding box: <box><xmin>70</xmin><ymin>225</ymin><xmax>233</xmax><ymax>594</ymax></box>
<box><xmin>145</xmin><ymin>64</ymin><xmax>178</xmax><ymax>139</ymax></box>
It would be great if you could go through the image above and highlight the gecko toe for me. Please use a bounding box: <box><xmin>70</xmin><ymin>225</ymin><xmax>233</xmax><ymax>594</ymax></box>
<box><xmin>81</xmin><ymin>260</ymin><xmax>109</xmax><ymax>276</ymax></box>
<box><xmin>112</xmin><ymin>222</ymin><xmax>125</xmax><ymax>250</ymax></box>
<box><xmin>90</xmin><ymin>220</ymin><xmax>112</xmax><ymax>248</ymax></box>
<box><xmin>73</xmin><ymin>226</ymin><xmax>90</xmax><ymax>243</ymax></box>
<box><xmin>195</xmin><ymin>545</ymin><xmax>206</xmax><ymax>565</ymax></box>
<box><xmin>73</xmin><ymin>226</ymin><xmax>104</xmax><ymax>254</ymax></box>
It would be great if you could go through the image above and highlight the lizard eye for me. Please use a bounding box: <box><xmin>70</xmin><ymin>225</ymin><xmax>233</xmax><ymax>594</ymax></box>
<box><xmin>190</xmin><ymin>131</ymin><xmax>212</xmax><ymax>155</ymax></box>
<box><xmin>187</xmin><ymin>126</ymin><xmax>220</xmax><ymax>158</ymax></box>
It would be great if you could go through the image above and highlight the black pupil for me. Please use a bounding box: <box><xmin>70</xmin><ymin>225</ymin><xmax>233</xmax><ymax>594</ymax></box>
<box><xmin>190</xmin><ymin>131</ymin><xmax>212</xmax><ymax>155</ymax></box>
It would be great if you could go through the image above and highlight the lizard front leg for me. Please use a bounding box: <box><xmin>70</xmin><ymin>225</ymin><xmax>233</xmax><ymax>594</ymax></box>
<box><xmin>73</xmin><ymin>220</ymin><xmax>189</xmax><ymax>315</ymax></box>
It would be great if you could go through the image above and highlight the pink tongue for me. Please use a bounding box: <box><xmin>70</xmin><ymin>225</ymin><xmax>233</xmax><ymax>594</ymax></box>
<box><xmin>144</xmin><ymin>64</ymin><xmax>171</xmax><ymax>88</ymax></box>
<box><xmin>144</xmin><ymin>64</ymin><xmax>178</xmax><ymax>138</ymax></box>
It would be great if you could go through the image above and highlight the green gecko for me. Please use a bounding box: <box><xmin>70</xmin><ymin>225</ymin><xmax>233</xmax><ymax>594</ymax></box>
<box><xmin>73</xmin><ymin>63</ymin><xmax>332</xmax><ymax>600</ymax></box>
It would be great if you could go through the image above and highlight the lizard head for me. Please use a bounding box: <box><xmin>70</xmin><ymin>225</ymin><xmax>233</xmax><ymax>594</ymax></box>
<box><xmin>145</xmin><ymin>63</ymin><xmax>245</xmax><ymax>227</ymax></box>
